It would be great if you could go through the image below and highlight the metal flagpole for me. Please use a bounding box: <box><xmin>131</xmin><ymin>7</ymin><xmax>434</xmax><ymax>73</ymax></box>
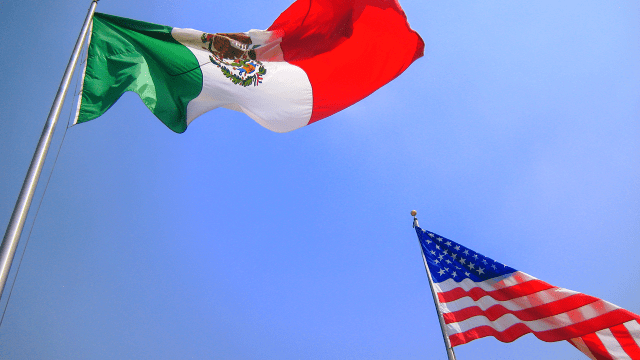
<box><xmin>412</xmin><ymin>210</ymin><xmax>457</xmax><ymax>360</ymax></box>
<box><xmin>0</xmin><ymin>0</ymin><xmax>99</xmax><ymax>301</ymax></box>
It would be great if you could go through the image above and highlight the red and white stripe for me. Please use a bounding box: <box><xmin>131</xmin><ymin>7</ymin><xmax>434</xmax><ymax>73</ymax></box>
<box><xmin>437</xmin><ymin>271</ymin><xmax>640</xmax><ymax>359</ymax></box>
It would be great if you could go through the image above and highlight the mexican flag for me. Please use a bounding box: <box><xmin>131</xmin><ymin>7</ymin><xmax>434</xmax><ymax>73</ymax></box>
<box><xmin>76</xmin><ymin>0</ymin><xmax>424</xmax><ymax>133</ymax></box>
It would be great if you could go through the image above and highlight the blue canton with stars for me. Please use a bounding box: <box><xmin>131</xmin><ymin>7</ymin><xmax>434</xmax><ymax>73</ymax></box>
<box><xmin>415</xmin><ymin>226</ymin><xmax>517</xmax><ymax>283</ymax></box>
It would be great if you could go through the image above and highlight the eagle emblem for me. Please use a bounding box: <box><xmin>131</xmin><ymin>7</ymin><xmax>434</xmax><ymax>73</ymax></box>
<box><xmin>201</xmin><ymin>33</ymin><xmax>267</xmax><ymax>87</ymax></box>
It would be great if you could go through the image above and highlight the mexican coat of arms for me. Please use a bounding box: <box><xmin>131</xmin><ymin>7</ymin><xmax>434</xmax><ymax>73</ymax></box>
<box><xmin>201</xmin><ymin>32</ymin><xmax>267</xmax><ymax>87</ymax></box>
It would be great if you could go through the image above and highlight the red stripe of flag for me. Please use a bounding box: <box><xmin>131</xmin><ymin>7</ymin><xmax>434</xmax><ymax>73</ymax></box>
<box><xmin>610</xmin><ymin>323</ymin><xmax>640</xmax><ymax>359</ymax></box>
<box><xmin>443</xmin><ymin>293</ymin><xmax>600</xmax><ymax>324</ymax></box>
<box><xmin>535</xmin><ymin>310</ymin><xmax>640</xmax><ymax>342</ymax></box>
<box><xmin>449</xmin><ymin>323</ymin><xmax>539</xmax><ymax>346</ymax></box>
<box><xmin>437</xmin><ymin>279</ymin><xmax>554</xmax><ymax>303</ymax></box>
<box><xmin>447</xmin><ymin>310</ymin><xmax>639</xmax><ymax>347</ymax></box>
<box><xmin>579</xmin><ymin>333</ymin><xmax>615</xmax><ymax>360</ymax></box>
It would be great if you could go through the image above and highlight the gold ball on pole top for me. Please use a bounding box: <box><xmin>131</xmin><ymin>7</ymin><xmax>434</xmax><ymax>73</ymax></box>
<box><xmin>410</xmin><ymin>210</ymin><xmax>417</xmax><ymax>217</ymax></box>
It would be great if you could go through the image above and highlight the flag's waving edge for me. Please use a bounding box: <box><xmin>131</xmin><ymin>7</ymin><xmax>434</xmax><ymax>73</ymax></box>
<box><xmin>267</xmin><ymin>0</ymin><xmax>425</xmax><ymax>123</ymax></box>
<box><xmin>75</xmin><ymin>0</ymin><xmax>424</xmax><ymax>133</ymax></box>
<box><xmin>414</xmin><ymin>226</ymin><xmax>640</xmax><ymax>360</ymax></box>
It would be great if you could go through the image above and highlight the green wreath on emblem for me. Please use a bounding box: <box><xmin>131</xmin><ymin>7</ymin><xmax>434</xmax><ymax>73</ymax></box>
<box><xmin>209</xmin><ymin>56</ymin><xmax>267</xmax><ymax>87</ymax></box>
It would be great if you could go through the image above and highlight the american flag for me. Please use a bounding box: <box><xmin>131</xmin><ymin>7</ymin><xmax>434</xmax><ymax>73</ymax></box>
<box><xmin>415</xmin><ymin>226</ymin><xmax>640</xmax><ymax>360</ymax></box>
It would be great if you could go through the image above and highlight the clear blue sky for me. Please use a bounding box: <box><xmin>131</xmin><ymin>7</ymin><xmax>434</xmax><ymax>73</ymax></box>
<box><xmin>0</xmin><ymin>1</ymin><xmax>638</xmax><ymax>359</ymax></box>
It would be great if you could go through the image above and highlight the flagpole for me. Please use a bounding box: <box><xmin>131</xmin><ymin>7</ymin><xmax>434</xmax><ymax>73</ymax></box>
<box><xmin>0</xmin><ymin>0</ymin><xmax>99</xmax><ymax>301</ymax></box>
<box><xmin>412</xmin><ymin>211</ymin><xmax>457</xmax><ymax>360</ymax></box>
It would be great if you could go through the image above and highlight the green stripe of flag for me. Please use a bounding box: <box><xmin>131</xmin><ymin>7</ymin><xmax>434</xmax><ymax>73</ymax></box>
<box><xmin>78</xmin><ymin>13</ymin><xmax>203</xmax><ymax>133</ymax></box>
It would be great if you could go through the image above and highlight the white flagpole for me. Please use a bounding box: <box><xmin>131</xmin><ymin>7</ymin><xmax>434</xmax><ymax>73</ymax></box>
<box><xmin>0</xmin><ymin>0</ymin><xmax>99</xmax><ymax>301</ymax></box>
<box><xmin>412</xmin><ymin>210</ymin><xmax>457</xmax><ymax>360</ymax></box>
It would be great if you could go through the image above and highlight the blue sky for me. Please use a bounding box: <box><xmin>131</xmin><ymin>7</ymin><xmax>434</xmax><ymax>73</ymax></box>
<box><xmin>0</xmin><ymin>1</ymin><xmax>638</xmax><ymax>359</ymax></box>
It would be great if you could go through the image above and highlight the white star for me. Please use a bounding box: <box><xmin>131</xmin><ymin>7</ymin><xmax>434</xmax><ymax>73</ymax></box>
<box><xmin>451</xmin><ymin>253</ymin><xmax>457</xmax><ymax>260</ymax></box>
<box><xmin>463</xmin><ymin>250</ymin><xmax>470</xmax><ymax>256</ymax></box>
<box><xmin>451</xmin><ymin>271</ymin><xmax>457</xmax><ymax>277</ymax></box>
<box><xmin>468</xmin><ymin>263</ymin><xmax>475</xmax><ymax>269</ymax></box>
<box><xmin>428</xmin><ymin>233</ymin><xmax>435</xmax><ymax>238</ymax></box>
<box><xmin>436</xmin><ymin>245</ymin><xmax>440</xmax><ymax>250</ymax></box>
<box><xmin>445</xmin><ymin>241</ymin><xmax>452</xmax><ymax>246</ymax></box>
<box><xmin>434</xmin><ymin>259</ymin><xmax>440</xmax><ymax>265</ymax></box>
<box><xmin>438</xmin><ymin>269</ymin><xmax>446</xmax><ymax>276</ymax></box>
<box><xmin>491</xmin><ymin>264</ymin><xmax>497</xmax><ymax>270</ymax></box>
<box><xmin>444</xmin><ymin>267</ymin><xmax>449</xmax><ymax>272</ymax></box>
<box><xmin>460</xmin><ymin>258</ymin><xmax>466</xmax><ymax>264</ymax></box>
<box><xmin>477</xmin><ymin>268</ymin><xmax>485</xmax><ymax>275</ymax></box>
<box><xmin>426</xmin><ymin>239</ymin><xmax>432</xmax><ymax>244</ymax></box>
<box><xmin>454</xmin><ymin>245</ymin><xmax>461</xmax><ymax>251</ymax></box>
<box><xmin>482</xmin><ymin>259</ymin><xmax>488</xmax><ymax>264</ymax></box>
<box><xmin>473</xmin><ymin>254</ymin><xmax>479</xmax><ymax>259</ymax></box>
<box><xmin>445</xmin><ymin>259</ymin><xmax>452</xmax><ymax>264</ymax></box>
<box><xmin>438</xmin><ymin>254</ymin><xmax>444</xmax><ymax>261</ymax></box>
<box><xmin>455</xmin><ymin>266</ymin><xmax>461</xmax><ymax>270</ymax></box>
<box><xmin>465</xmin><ymin>272</ymin><xmax>471</xmax><ymax>277</ymax></box>
<box><xmin>436</xmin><ymin>237</ymin><xmax>443</xmax><ymax>242</ymax></box>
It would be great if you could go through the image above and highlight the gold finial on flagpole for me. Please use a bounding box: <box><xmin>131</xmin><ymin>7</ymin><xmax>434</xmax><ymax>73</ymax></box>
<box><xmin>411</xmin><ymin>210</ymin><xmax>419</xmax><ymax>228</ymax></box>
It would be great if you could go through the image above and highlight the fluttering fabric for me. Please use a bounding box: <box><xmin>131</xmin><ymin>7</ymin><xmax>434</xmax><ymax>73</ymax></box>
<box><xmin>76</xmin><ymin>0</ymin><xmax>424</xmax><ymax>133</ymax></box>
<box><xmin>415</xmin><ymin>226</ymin><xmax>640</xmax><ymax>360</ymax></box>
